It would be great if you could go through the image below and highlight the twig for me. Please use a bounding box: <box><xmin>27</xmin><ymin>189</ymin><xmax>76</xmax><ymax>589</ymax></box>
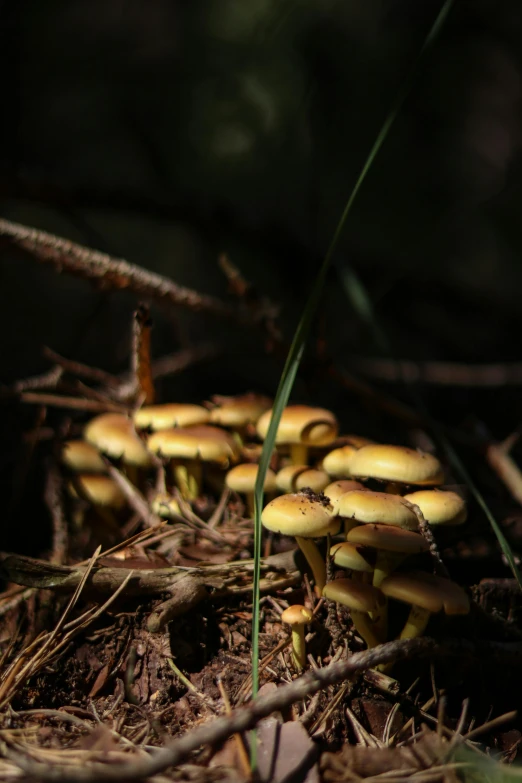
<box><xmin>0</xmin><ymin>217</ymin><xmax>262</xmax><ymax>325</ymax></box>
<box><xmin>131</xmin><ymin>304</ymin><xmax>155</xmax><ymax>405</ymax></box>
<box><xmin>6</xmin><ymin>636</ymin><xmax>522</xmax><ymax>781</ymax></box>
<box><xmin>401</xmin><ymin>499</ymin><xmax>449</xmax><ymax>579</ymax></box>
<box><xmin>44</xmin><ymin>459</ymin><xmax>68</xmax><ymax>565</ymax></box>
<box><xmin>42</xmin><ymin>347</ymin><xmax>120</xmax><ymax>388</ymax></box>
<box><xmin>353</xmin><ymin>357</ymin><xmax>522</xmax><ymax>387</ymax></box>
<box><xmin>17</xmin><ymin>392</ymin><xmax>127</xmax><ymax>413</ymax></box>
<box><xmin>104</xmin><ymin>462</ymin><xmax>162</xmax><ymax>529</ymax></box>
<box><xmin>4</xmin><ymin>366</ymin><xmax>64</xmax><ymax>394</ymax></box>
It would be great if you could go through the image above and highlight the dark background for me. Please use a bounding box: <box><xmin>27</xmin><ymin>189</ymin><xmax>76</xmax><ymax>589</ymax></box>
<box><xmin>2</xmin><ymin>0</ymin><xmax>522</xmax><ymax>555</ymax></box>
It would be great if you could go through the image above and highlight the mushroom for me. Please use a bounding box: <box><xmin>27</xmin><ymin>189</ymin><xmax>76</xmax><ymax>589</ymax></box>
<box><xmin>280</xmin><ymin>604</ymin><xmax>313</xmax><ymax>671</ymax></box>
<box><xmin>257</xmin><ymin>405</ymin><xmax>338</xmax><ymax>465</ymax></box>
<box><xmin>225</xmin><ymin>463</ymin><xmax>277</xmax><ymax>517</ymax></box>
<box><xmin>330</xmin><ymin>542</ymin><xmax>375</xmax><ymax>582</ymax></box>
<box><xmin>346</xmin><ymin>524</ymin><xmax>429</xmax><ymax>586</ymax></box>
<box><xmin>147</xmin><ymin>425</ymin><xmax>239</xmax><ymax>500</ymax></box>
<box><xmin>134</xmin><ymin>403</ymin><xmax>210</xmax><ymax>431</ymax></box>
<box><xmin>261</xmin><ymin>491</ymin><xmax>338</xmax><ymax>595</ymax></box>
<box><xmin>84</xmin><ymin>413</ymin><xmax>152</xmax><ymax>485</ymax></box>
<box><xmin>209</xmin><ymin>393</ymin><xmax>272</xmax><ymax>439</ymax></box>
<box><xmin>380</xmin><ymin>570</ymin><xmax>470</xmax><ymax>639</ymax></box>
<box><xmin>61</xmin><ymin>440</ymin><xmax>107</xmax><ymax>474</ymax></box>
<box><xmin>349</xmin><ymin>444</ymin><xmax>444</xmax><ymax>490</ymax></box>
<box><xmin>323</xmin><ymin>578</ymin><xmax>385</xmax><ymax>649</ymax></box>
<box><xmin>68</xmin><ymin>474</ymin><xmax>127</xmax><ymax>532</ymax></box>
<box><xmin>322</xmin><ymin>437</ymin><xmax>373</xmax><ymax>479</ymax></box>
<box><xmin>334</xmin><ymin>489</ymin><xmax>419</xmax><ymax>535</ymax></box>
<box><xmin>323</xmin><ymin>480</ymin><xmax>366</xmax><ymax>505</ymax></box>
<box><xmin>275</xmin><ymin>465</ymin><xmax>330</xmax><ymax>494</ymax></box>
<box><xmin>402</xmin><ymin>489</ymin><xmax>467</xmax><ymax>526</ymax></box>
<box><xmin>151</xmin><ymin>492</ymin><xmax>181</xmax><ymax>519</ymax></box>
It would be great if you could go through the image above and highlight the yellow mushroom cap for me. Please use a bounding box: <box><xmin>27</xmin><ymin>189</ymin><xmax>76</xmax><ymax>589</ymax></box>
<box><xmin>349</xmin><ymin>444</ymin><xmax>444</xmax><ymax>486</ymax></box>
<box><xmin>256</xmin><ymin>405</ymin><xmax>338</xmax><ymax>447</ymax></box>
<box><xmin>225</xmin><ymin>463</ymin><xmax>277</xmax><ymax>493</ymax></box>
<box><xmin>61</xmin><ymin>440</ymin><xmax>107</xmax><ymax>474</ymax></box>
<box><xmin>281</xmin><ymin>604</ymin><xmax>313</xmax><ymax>626</ymax></box>
<box><xmin>334</xmin><ymin>490</ymin><xmax>419</xmax><ymax>530</ymax></box>
<box><xmin>134</xmin><ymin>403</ymin><xmax>210</xmax><ymax>431</ymax></box>
<box><xmin>403</xmin><ymin>489</ymin><xmax>467</xmax><ymax>526</ymax></box>
<box><xmin>147</xmin><ymin>425</ymin><xmax>240</xmax><ymax>466</ymax></box>
<box><xmin>276</xmin><ymin>465</ymin><xmax>330</xmax><ymax>493</ymax></box>
<box><xmin>380</xmin><ymin>571</ymin><xmax>470</xmax><ymax>615</ymax></box>
<box><xmin>330</xmin><ymin>542</ymin><xmax>375</xmax><ymax>572</ymax></box>
<box><xmin>68</xmin><ymin>474</ymin><xmax>126</xmax><ymax>510</ymax></box>
<box><xmin>209</xmin><ymin>393</ymin><xmax>272</xmax><ymax>427</ymax></box>
<box><xmin>324</xmin><ymin>480</ymin><xmax>366</xmax><ymax>506</ymax></box>
<box><xmin>322</xmin><ymin>446</ymin><xmax>360</xmax><ymax>478</ymax></box>
<box><xmin>151</xmin><ymin>492</ymin><xmax>181</xmax><ymax>519</ymax></box>
<box><xmin>84</xmin><ymin>414</ymin><xmax>152</xmax><ymax>468</ymax></box>
<box><xmin>347</xmin><ymin>524</ymin><xmax>429</xmax><ymax>554</ymax></box>
<box><xmin>261</xmin><ymin>492</ymin><xmax>338</xmax><ymax>538</ymax></box>
<box><xmin>323</xmin><ymin>578</ymin><xmax>385</xmax><ymax>613</ymax></box>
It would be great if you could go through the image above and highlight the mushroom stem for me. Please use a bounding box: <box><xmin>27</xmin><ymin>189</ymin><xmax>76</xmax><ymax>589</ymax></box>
<box><xmin>371</xmin><ymin>553</ymin><xmax>406</xmax><ymax>640</ymax></box>
<box><xmin>173</xmin><ymin>459</ymin><xmax>202</xmax><ymax>500</ymax></box>
<box><xmin>351</xmin><ymin>609</ymin><xmax>382</xmax><ymax>649</ymax></box>
<box><xmin>290</xmin><ymin>626</ymin><xmax>307</xmax><ymax>670</ymax></box>
<box><xmin>246</xmin><ymin>492</ymin><xmax>255</xmax><ymax>518</ymax></box>
<box><xmin>295</xmin><ymin>536</ymin><xmax>327</xmax><ymax>596</ymax></box>
<box><xmin>385</xmin><ymin>482</ymin><xmax>402</xmax><ymax>495</ymax></box>
<box><xmin>399</xmin><ymin>604</ymin><xmax>431</xmax><ymax>640</ymax></box>
<box><xmin>290</xmin><ymin>443</ymin><xmax>309</xmax><ymax>466</ymax></box>
<box><xmin>343</xmin><ymin>519</ymin><xmax>359</xmax><ymax>536</ymax></box>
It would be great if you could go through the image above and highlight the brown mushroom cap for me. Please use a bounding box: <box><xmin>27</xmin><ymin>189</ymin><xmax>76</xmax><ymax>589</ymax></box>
<box><xmin>330</xmin><ymin>542</ymin><xmax>375</xmax><ymax>572</ymax></box>
<box><xmin>334</xmin><ymin>490</ymin><xmax>419</xmax><ymax>530</ymax></box>
<box><xmin>256</xmin><ymin>405</ymin><xmax>338</xmax><ymax>447</ymax></box>
<box><xmin>68</xmin><ymin>474</ymin><xmax>126</xmax><ymax>509</ymax></box>
<box><xmin>134</xmin><ymin>403</ymin><xmax>210</xmax><ymax>431</ymax></box>
<box><xmin>84</xmin><ymin>414</ymin><xmax>152</xmax><ymax>468</ymax></box>
<box><xmin>323</xmin><ymin>578</ymin><xmax>385</xmax><ymax>613</ymax></box>
<box><xmin>61</xmin><ymin>440</ymin><xmax>107</xmax><ymax>474</ymax></box>
<box><xmin>349</xmin><ymin>444</ymin><xmax>444</xmax><ymax>486</ymax></box>
<box><xmin>403</xmin><ymin>489</ymin><xmax>467</xmax><ymax>526</ymax></box>
<box><xmin>225</xmin><ymin>463</ymin><xmax>277</xmax><ymax>493</ymax></box>
<box><xmin>209</xmin><ymin>393</ymin><xmax>272</xmax><ymax>427</ymax></box>
<box><xmin>276</xmin><ymin>465</ymin><xmax>330</xmax><ymax>493</ymax></box>
<box><xmin>322</xmin><ymin>445</ymin><xmax>360</xmax><ymax>478</ymax></box>
<box><xmin>380</xmin><ymin>571</ymin><xmax>470</xmax><ymax>615</ymax></box>
<box><xmin>347</xmin><ymin>524</ymin><xmax>429</xmax><ymax>554</ymax></box>
<box><xmin>148</xmin><ymin>425</ymin><xmax>240</xmax><ymax>465</ymax></box>
<box><xmin>281</xmin><ymin>604</ymin><xmax>313</xmax><ymax>626</ymax></box>
<box><xmin>261</xmin><ymin>492</ymin><xmax>338</xmax><ymax>538</ymax></box>
<box><xmin>324</xmin><ymin>480</ymin><xmax>366</xmax><ymax>506</ymax></box>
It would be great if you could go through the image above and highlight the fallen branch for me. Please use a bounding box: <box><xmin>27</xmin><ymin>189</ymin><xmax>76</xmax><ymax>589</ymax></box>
<box><xmin>0</xmin><ymin>217</ymin><xmax>263</xmax><ymax>326</ymax></box>
<box><xmin>5</xmin><ymin>635</ymin><xmax>522</xmax><ymax>782</ymax></box>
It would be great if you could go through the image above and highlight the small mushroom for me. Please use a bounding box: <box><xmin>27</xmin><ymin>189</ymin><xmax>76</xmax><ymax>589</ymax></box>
<box><xmin>261</xmin><ymin>491</ymin><xmax>338</xmax><ymax>595</ymax></box>
<box><xmin>349</xmin><ymin>444</ymin><xmax>444</xmax><ymax>489</ymax></box>
<box><xmin>84</xmin><ymin>413</ymin><xmax>152</xmax><ymax>485</ymax></box>
<box><xmin>330</xmin><ymin>542</ymin><xmax>375</xmax><ymax>582</ymax></box>
<box><xmin>148</xmin><ymin>425</ymin><xmax>240</xmax><ymax>500</ymax></box>
<box><xmin>403</xmin><ymin>489</ymin><xmax>467</xmax><ymax>526</ymax></box>
<box><xmin>134</xmin><ymin>403</ymin><xmax>210</xmax><ymax>431</ymax></box>
<box><xmin>225</xmin><ymin>463</ymin><xmax>277</xmax><ymax>517</ymax></box>
<box><xmin>380</xmin><ymin>570</ymin><xmax>470</xmax><ymax>639</ymax></box>
<box><xmin>324</xmin><ymin>480</ymin><xmax>366</xmax><ymax>505</ymax></box>
<box><xmin>257</xmin><ymin>405</ymin><xmax>338</xmax><ymax>465</ymax></box>
<box><xmin>275</xmin><ymin>465</ymin><xmax>330</xmax><ymax>494</ymax></box>
<box><xmin>68</xmin><ymin>474</ymin><xmax>127</xmax><ymax>532</ymax></box>
<box><xmin>334</xmin><ymin>489</ymin><xmax>419</xmax><ymax>535</ymax></box>
<box><xmin>323</xmin><ymin>578</ymin><xmax>385</xmax><ymax>649</ymax></box>
<box><xmin>209</xmin><ymin>392</ymin><xmax>272</xmax><ymax>439</ymax></box>
<box><xmin>322</xmin><ymin>437</ymin><xmax>373</xmax><ymax>478</ymax></box>
<box><xmin>61</xmin><ymin>440</ymin><xmax>107</xmax><ymax>474</ymax></box>
<box><xmin>281</xmin><ymin>604</ymin><xmax>313</xmax><ymax>671</ymax></box>
<box><xmin>151</xmin><ymin>492</ymin><xmax>181</xmax><ymax>519</ymax></box>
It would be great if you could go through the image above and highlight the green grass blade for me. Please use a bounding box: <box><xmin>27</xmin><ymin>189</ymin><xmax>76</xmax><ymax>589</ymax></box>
<box><xmin>249</xmin><ymin>0</ymin><xmax>457</xmax><ymax>768</ymax></box>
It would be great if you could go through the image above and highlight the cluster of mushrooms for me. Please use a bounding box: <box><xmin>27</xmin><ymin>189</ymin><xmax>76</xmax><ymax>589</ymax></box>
<box><xmin>60</xmin><ymin>396</ymin><xmax>470</xmax><ymax>671</ymax></box>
